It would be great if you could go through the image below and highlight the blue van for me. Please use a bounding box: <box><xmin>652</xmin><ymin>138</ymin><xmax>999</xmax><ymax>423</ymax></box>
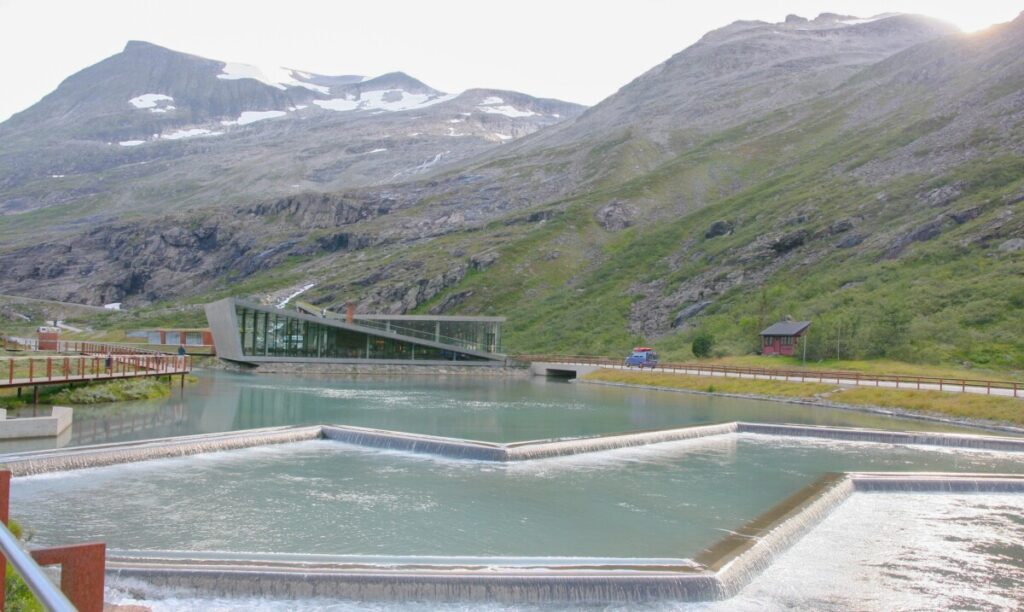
<box><xmin>624</xmin><ymin>347</ymin><xmax>659</xmax><ymax>368</ymax></box>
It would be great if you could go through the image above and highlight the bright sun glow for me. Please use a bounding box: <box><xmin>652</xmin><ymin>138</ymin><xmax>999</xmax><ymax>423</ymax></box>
<box><xmin>927</xmin><ymin>5</ymin><xmax>1021</xmax><ymax>32</ymax></box>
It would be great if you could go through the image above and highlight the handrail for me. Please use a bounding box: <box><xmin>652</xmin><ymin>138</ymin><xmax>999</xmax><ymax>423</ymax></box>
<box><xmin>518</xmin><ymin>355</ymin><xmax>1022</xmax><ymax>398</ymax></box>
<box><xmin>0</xmin><ymin>522</ymin><xmax>75</xmax><ymax>611</ymax></box>
<box><xmin>58</xmin><ymin>340</ymin><xmax>165</xmax><ymax>356</ymax></box>
<box><xmin>4</xmin><ymin>354</ymin><xmax>191</xmax><ymax>386</ymax></box>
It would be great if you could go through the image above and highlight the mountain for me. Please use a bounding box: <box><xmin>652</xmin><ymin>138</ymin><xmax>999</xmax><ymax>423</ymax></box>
<box><xmin>2</xmin><ymin>13</ymin><xmax>1023</xmax><ymax>368</ymax></box>
<box><xmin>0</xmin><ymin>41</ymin><xmax>583</xmax><ymax>230</ymax></box>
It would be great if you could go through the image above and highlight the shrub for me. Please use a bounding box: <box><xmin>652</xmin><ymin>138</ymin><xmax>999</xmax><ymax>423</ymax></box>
<box><xmin>692</xmin><ymin>332</ymin><xmax>714</xmax><ymax>358</ymax></box>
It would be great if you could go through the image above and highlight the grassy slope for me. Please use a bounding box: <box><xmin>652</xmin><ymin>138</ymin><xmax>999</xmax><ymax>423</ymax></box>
<box><xmin>584</xmin><ymin>369</ymin><xmax>1024</xmax><ymax>426</ymax></box>
<box><xmin>419</xmin><ymin>101</ymin><xmax>1024</xmax><ymax>371</ymax></box>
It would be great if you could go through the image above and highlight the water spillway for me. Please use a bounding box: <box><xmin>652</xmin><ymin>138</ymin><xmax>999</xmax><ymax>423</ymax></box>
<box><xmin>0</xmin><ymin>425</ymin><xmax>322</xmax><ymax>476</ymax></box>
<box><xmin>3</xmin><ymin>371</ymin><xmax>1023</xmax><ymax>606</ymax></box>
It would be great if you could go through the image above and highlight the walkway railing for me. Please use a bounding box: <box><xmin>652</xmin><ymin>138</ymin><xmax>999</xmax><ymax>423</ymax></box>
<box><xmin>4</xmin><ymin>354</ymin><xmax>191</xmax><ymax>387</ymax></box>
<box><xmin>518</xmin><ymin>355</ymin><xmax>1022</xmax><ymax>398</ymax></box>
<box><xmin>0</xmin><ymin>471</ymin><xmax>105</xmax><ymax>611</ymax></box>
<box><xmin>57</xmin><ymin>340</ymin><xmax>165</xmax><ymax>356</ymax></box>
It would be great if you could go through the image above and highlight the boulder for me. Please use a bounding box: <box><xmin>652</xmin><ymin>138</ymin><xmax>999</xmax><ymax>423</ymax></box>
<box><xmin>770</xmin><ymin>229</ymin><xmax>808</xmax><ymax>254</ymax></box>
<box><xmin>998</xmin><ymin>238</ymin><xmax>1024</xmax><ymax>253</ymax></box>
<box><xmin>595</xmin><ymin>200</ymin><xmax>638</xmax><ymax>231</ymax></box>
<box><xmin>470</xmin><ymin>250</ymin><xmax>499</xmax><ymax>271</ymax></box>
<box><xmin>835</xmin><ymin>233</ymin><xmax>866</xmax><ymax>249</ymax></box>
<box><xmin>828</xmin><ymin>219</ymin><xmax>854</xmax><ymax>235</ymax></box>
<box><xmin>704</xmin><ymin>220</ymin><xmax>734</xmax><ymax>239</ymax></box>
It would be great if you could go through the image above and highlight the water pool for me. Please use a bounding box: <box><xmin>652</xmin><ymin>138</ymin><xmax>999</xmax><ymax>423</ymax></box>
<box><xmin>2</xmin><ymin>370</ymin><xmax>1003</xmax><ymax>454</ymax></box>
<box><xmin>13</xmin><ymin>435</ymin><xmax>1024</xmax><ymax>558</ymax></box>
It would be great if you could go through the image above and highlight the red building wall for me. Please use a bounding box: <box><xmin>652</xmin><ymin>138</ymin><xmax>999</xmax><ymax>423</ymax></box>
<box><xmin>762</xmin><ymin>336</ymin><xmax>797</xmax><ymax>356</ymax></box>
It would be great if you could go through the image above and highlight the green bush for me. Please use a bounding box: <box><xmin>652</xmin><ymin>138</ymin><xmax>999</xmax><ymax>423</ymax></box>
<box><xmin>692</xmin><ymin>332</ymin><xmax>714</xmax><ymax>358</ymax></box>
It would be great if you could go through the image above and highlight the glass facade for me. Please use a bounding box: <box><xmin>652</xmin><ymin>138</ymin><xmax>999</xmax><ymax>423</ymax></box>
<box><xmin>349</xmin><ymin>318</ymin><xmax>502</xmax><ymax>354</ymax></box>
<box><xmin>234</xmin><ymin>305</ymin><xmax>490</xmax><ymax>362</ymax></box>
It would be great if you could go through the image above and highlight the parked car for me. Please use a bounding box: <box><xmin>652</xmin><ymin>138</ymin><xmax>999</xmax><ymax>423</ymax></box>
<box><xmin>624</xmin><ymin>347</ymin><xmax>659</xmax><ymax>368</ymax></box>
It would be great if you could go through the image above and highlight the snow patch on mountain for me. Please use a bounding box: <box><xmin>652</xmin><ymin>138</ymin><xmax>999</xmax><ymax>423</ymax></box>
<box><xmin>119</xmin><ymin>140</ymin><xmax>146</xmax><ymax>147</ymax></box>
<box><xmin>477</xmin><ymin>96</ymin><xmax>536</xmax><ymax>118</ymax></box>
<box><xmin>129</xmin><ymin>94</ymin><xmax>174</xmax><ymax>109</ymax></box>
<box><xmin>217</xmin><ymin>62</ymin><xmax>330</xmax><ymax>94</ymax></box>
<box><xmin>221</xmin><ymin>110</ymin><xmax>288</xmax><ymax>126</ymax></box>
<box><xmin>313</xmin><ymin>96</ymin><xmax>360</xmax><ymax>112</ymax></box>
<box><xmin>314</xmin><ymin>90</ymin><xmax>457</xmax><ymax>113</ymax></box>
<box><xmin>162</xmin><ymin>128</ymin><xmax>223</xmax><ymax>140</ymax></box>
<box><xmin>479</xmin><ymin>105</ymin><xmax>537</xmax><ymax>118</ymax></box>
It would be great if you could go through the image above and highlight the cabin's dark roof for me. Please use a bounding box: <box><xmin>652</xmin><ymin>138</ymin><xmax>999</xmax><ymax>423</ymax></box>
<box><xmin>760</xmin><ymin>321</ymin><xmax>811</xmax><ymax>336</ymax></box>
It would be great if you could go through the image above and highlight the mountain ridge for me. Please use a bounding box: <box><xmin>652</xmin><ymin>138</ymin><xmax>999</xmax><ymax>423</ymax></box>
<box><xmin>1</xmin><ymin>14</ymin><xmax>1023</xmax><ymax>367</ymax></box>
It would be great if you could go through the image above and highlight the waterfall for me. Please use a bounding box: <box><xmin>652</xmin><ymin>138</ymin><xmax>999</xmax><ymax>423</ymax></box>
<box><xmin>320</xmin><ymin>426</ymin><xmax>506</xmax><ymax>461</ymax></box>
<box><xmin>737</xmin><ymin>422</ymin><xmax>1024</xmax><ymax>453</ymax></box>
<box><xmin>1</xmin><ymin>425</ymin><xmax>323</xmax><ymax>475</ymax></box>
<box><xmin>504</xmin><ymin>422</ymin><xmax>738</xmax><ymax>461</ymax></box>
<box><xmin>712</xmin><ymin>474</ymin><xmax>856</xmax><ymax>598</ymax></box>
<box><xmin>851</xmin><ymin>473</ymin><xmax>1024</xmax><ymax>493</ymax></box>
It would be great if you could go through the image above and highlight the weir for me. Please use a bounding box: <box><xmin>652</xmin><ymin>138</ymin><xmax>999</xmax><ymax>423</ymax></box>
<box><xmin>5</xmin><ymin>414</ymin><xmax>1024</xmax><ymax>604</ymax></box>
<box><xmin>97</xmin><ymin>473</ymin><xmax>1024</xmax><ymax>604</ymax></box>
<box><xmin>0</xmin><ymin>425</ymin><xmax>322</xmax><ymax>476</ymax></box>
<box><xmin>5</xmin><ymin>421</ymin><xmax>1024</xmax><ymax>474</ymax></box>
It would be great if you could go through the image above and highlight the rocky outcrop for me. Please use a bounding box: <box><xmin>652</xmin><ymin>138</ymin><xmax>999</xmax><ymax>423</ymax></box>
<box><xmin>595</xmin><ymin>200</ymin><xmax>638</xmax><ymax>231</ymax></box>
<box><xmin>358</xmin><ymin>264</ymin><xmax>469</xmax><ymax>314</ymax></box>
<box><xmin>244</xmin><ymin>193</ymin><xmax>393</xmax><ymax>229</ymax></box>
<box><xmin>671</xmin><ymin>300</ymin><xmax>713</xmax><ymax>328</ymax></box>
<box><xmin>704</xmin><ymin>220</ymin><xmax>734</xmax><ymax>239</ymax></box>
<box><xmin>470</xmin><ymin>251</ymin><xmax>500</xmax><ymax>271</ymax></box>
<box><xmin>430</xmin><ymin>290</ymin><xmax>474</xmax><ymax>314</ymax></box>
<box><xmin>770</xmin><ymin>229</ymin><xmax>809</xmax><ymax>254</ymax></box>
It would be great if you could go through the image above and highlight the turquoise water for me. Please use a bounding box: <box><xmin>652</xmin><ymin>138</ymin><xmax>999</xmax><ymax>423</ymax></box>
<box><xmin>1</xmin><ymin>369</ymin><xmax>1002</xmax><ymax>454</ymax></box>
<box><xmin>101</xmin><ymin>491</ymin><xmax>1024</xmax><ymax>611</ymax></box>
<box><xmin>12</xmin><ymin>435</ymin><xmax>1024</xmax><ymax>557</ymax></box>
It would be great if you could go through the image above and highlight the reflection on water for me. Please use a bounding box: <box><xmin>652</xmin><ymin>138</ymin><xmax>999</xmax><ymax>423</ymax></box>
<box><xmin>0</xmin><ymin>369</ymin><xmax>1003</xmax><ymax>455</ymax></box>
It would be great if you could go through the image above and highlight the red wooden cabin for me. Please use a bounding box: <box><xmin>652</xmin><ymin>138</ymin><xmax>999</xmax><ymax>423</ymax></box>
<box><xmin>759</xmin><ymin>321</ymin><xmax>811</xmax><ymax>356</ymax></box>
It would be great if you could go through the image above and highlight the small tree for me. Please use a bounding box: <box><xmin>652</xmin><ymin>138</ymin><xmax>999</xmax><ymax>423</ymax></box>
<box><xmin>692</xmin><ymin>332</ymin><xmax>714</xmax><ymax>358</ymax></box>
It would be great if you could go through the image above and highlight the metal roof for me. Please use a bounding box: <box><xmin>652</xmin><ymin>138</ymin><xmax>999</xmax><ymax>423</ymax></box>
<box><xmin>759</xmin><ymin>321</ymin><xmax>811</xmax><ymax>336</ymax></box>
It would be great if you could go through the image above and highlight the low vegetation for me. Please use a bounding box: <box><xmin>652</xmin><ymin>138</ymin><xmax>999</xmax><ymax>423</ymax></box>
<box><xmin>50</xmin><ymin>377</ymin><xmax>172</xmax><ymax>405</ymax></box>
<box><xmin>585</xmin><ymin>369</ymin><xmax>834</xmax><ymax>397</ymax></box>
<box><xmin>0</xmin><ymin>377</ymin><xmax>173</xmax><ymax>408</ymax></box>
<box><xmin>583</xmin><ymin>368</ymin><xmax>1024</xmax><ymax>426</ymax></box>
<box><xmin>4</xmin><ymin>520</ymin><xmax>42</xmax><ymax>612</ymax></box>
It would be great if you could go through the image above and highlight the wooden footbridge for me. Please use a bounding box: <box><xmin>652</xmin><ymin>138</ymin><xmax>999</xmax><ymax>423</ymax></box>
<box><xmin>2</xmin><ymin>341</ymin><xmax>191</xmax><ymax>400</ymax></box>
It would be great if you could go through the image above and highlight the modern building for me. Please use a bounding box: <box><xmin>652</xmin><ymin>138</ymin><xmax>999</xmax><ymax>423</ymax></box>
<box><xmin>759</xmin><ymin>320</ymin><xmax>811</xmax><ymax>356</ymax></box>
<box><xmin>205</xmin><ymin>298</ymin><xmax>507</xmax><ymax>366</ymax></box>
<box><xmin>127</xmin><ymin>328</ymin><xmax>214</xmax><ymax>348</ymax></box>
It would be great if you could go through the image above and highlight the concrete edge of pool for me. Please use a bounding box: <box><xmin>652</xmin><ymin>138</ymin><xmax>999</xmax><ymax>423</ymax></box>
<box><xmin>3</xmin><ymin>420</ymin><xmax>1024</xmax><ymax>476</ymax></box>
<box><xmin>101</xmin><ymin>472</ymin><xmax>1024</xmax><ymax>604</ymax></box>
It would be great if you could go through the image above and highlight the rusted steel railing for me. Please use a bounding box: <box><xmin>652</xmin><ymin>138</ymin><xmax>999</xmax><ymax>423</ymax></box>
<box><xmin>56</xmin><ymin>340</ymin><xmax>165</xmax><ymax>356</ymax></box>
<box><xmin>516</xmin><ymin>355</ymin><xmax>1022</xmax><ymax>398</ymax></box>
<box><xmin>4</xmin><ymin>355</ymin><xmax>191</xmax><ymax>387</ymax></box>
<box><xmin>0</xmin><ymin>470</ymin><xmax>104</xmax><ymax>612</ymax></box>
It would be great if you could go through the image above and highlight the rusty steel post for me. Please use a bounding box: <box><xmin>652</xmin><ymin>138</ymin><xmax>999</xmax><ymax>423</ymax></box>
<box><xmin>30</xmin><ymin>543</ymin><xmax>106</xmax><ymax>612</ymax></box>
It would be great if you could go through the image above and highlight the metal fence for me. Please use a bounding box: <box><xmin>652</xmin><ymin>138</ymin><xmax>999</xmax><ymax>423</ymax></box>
<box><xmin>5</xmin><ymin>354</ymin><xmax>191</xmax><ymax>386</ymax></box>
<box><xmin>518</xmin><ymin>355</ymin><xmax>1022</xmax><ymax>398</ymax></box>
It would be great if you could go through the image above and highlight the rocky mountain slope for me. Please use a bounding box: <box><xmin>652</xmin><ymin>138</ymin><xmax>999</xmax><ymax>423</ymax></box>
<box><xmin>0</xmin><ymin>41</ymin><xmax>582</xmax><ymax>239</ymax></box>
<box><xmin>2</xmin><ymin>13</ymin><xmax>1023</xmax><ymax>367</ymax></box>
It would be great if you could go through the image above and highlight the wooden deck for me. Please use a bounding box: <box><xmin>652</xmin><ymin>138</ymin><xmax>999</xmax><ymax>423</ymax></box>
<box><xmin>2</xmin><ymin>355</ymin><xmax>191</xmax><ymax>390</ymax></box>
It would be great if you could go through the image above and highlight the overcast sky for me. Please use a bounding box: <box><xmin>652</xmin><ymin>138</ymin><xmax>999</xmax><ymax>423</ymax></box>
<box><xmin>0</xmin><ymin>0</ymin><xmax>1020</xmax><ymax>122</ymax></box>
